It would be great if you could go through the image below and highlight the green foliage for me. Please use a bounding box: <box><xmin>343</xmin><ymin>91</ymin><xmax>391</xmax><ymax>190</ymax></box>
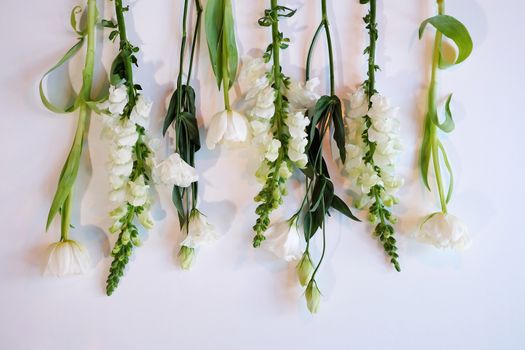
<box><xmin>205</xmin><ymin>0</ymin><xmax>238</xmax><ymax>90</ymax></box>
<box><xmin>419</xmin><ymin>14</ymin><xmax>473</xmax><ymax>68</ymax></box>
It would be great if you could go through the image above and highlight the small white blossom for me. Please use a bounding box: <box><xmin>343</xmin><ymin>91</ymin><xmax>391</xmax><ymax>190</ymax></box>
<box><xmin>287</xmin><ymin>78</ymin><xmax>320</xmax><ymax>110</ymax></box>
<box><xmin>98</xmin><ymin>83</ymin><xmax>129</xmax><ymax>116</ymax></box>
<box><xmin>45</xmin><ymin>240</ymin><xmax>91</xmax><ymax>277</ymax></box>
<box><xmin>265</xmin><ymin>139</ymin><xmax>281</xmax><ymax>162</ymax></box>
<box><xmin>128</xmin><ymin>175</ymin><xmax>149</xmax><ymax>207</ymax></box>
<box><xmin>130</xmin><ymin>94</ymin><xmax>152</xmax><ymax>128</ymax></box>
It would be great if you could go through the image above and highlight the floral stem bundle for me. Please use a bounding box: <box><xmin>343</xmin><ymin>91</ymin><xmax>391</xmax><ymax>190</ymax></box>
<box><xmin>159</xmin><ymin>0</ymin><xmax>217</xmax><ymax>270</ymax></box>
<box><xmin>40</xmin><ymin>1</ymin><xmax>98</xmax><ymax>276</ymax></box>
<box><xmin>292</xmin><ymin>0</ymin><xmax>359</xmax><ymax>314</ymax></box>
<box><xmin>344</xmin><ymin>0</ymin><xmax>403</xmax><ymax>271</ymax></box>
<box><xmin>416</xmin><ymin>0</ymin><xmax>473</xmax><ymax>250</ymax></box>
<box><xmin>99</xmin><ymin>0</ymin><xmax>155</xmax><ymax>295</ymax></box>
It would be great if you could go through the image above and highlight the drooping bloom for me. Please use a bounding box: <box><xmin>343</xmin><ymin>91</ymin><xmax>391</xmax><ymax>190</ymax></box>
<box><xmin>130</xmin><ymin>94</ymin><xmax>153</xmax><ymax>128</ymax></box>
<box><xmin>263</xmin><ymin>217</ymin><xmax>303</xmax><ymax>262</ymax></box>
<box><xmin>206</xmin><ymin>110</ymin><xmax>249</xmax><ymax>150</ymax></box>
<box><xmin>305</xmin><ymin>280</ymin><xmax>321</xmax><ymax>314</ymax></box>
<box><xmin>45</xmin><ymin>240</ymin><xmax>91</xmax><ymax>277</ymax></box>
<box><xmin>154</xmin><ymin>152</ymin><xmax>198</xmax><ymax>187</ymax></box>
<box><xmin>180</xmin><ymin>210</ymin><xmax>219</xmax><ymax>249</ymax></box>
<box><xmin>416</xmin><ymin>212</ymin><xmax>471</xmax><ymax>251</ymax></box>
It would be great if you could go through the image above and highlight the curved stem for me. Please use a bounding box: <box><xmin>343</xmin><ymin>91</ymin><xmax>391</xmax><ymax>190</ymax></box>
<box><xmin>305</xmin><ymin>22</ymin><xmax>323</xmax><ymax>82</ymax></box>
<box><xmin>186</xmin><ymin>0</ymin><xmax>202</xmax><ymax>86</ymax></box>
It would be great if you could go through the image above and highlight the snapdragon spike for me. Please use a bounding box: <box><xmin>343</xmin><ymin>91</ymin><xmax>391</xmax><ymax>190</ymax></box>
<box><xmin>344</xmin><ymin>0</ymin><xmax>403</xmax><ymax>271</ymax></box>
<box><xmin>100</xmin><ymin>0</ymin><xmax>155</xmax><ymax>295</ymax></box>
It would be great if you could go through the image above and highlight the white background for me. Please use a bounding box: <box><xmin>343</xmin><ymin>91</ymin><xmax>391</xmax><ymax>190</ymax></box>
<box><xmin>1</xmin><ymin>0</ymin><xmax>524</xmax><ymax>349</ymax></box>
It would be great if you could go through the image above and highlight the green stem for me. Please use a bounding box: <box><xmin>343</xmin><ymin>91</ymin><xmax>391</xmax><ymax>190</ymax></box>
<box><xmin>321</xmin><ymin>0</ymin><xmax>335</xmax><ymax>95</ymax></box>
<box><xmin>221</xmin><ymin>30</ymin><xmax>231</xmax><ymax>111</ymax></box>
<box><xmin>270</xmin><ymin>0</ymin><xmax>283</xmax><ymax>125</ymax></box>
<box><xmin>427</xmin><ymin>0</ymin><xmax>448</xmax><ymax>213</ymax></box>
<box><xmin>115</xmin><ymin>0</ymin><xmax>135</xmax><ymax>104</ymax></box>
<box><xmin>186</xmin><ymin>0</ymin><xmax>202</xmax><ymax>86</ymax></box>
<box><xmin>59</xmin><ymin>0</ymin><xmax>96</xmax><ymax>241</ymax></box>
<box><xmin>305</xmin><ymin>22</ymin><xmax>323</xmax><ymax>81</ymax></box>
<box><xmin>366</xmin><ymin>0</ymin><xmax>377</xmax><ymax>99</ymax></box>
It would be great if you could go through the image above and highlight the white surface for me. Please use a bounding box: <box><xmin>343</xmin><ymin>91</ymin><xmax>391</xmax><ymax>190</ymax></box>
<box><xmin>1</xmin><ymin>0</ymin><xmax>524</xmax><ymax>349</ymax></box>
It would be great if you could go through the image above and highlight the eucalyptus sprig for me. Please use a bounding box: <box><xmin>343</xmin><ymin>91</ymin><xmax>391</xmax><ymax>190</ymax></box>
<box><xmin>295</xmin><ymin>0</ymin><xmax>359</xmax><ymax>313</ymax></box>
<box><xmin>39</xmin><ymin>0</ymin><xmax>97</xmax><ymax>248</ymax></box>
<box><xmin>416</xmin><ymin>0</ymin><xmax>473</xmax><ymax>249</ymax></box>
<box><xmin>102</xmin><ymin>0</ymin><xmax>155</xmax><ymax>295</ymax></box>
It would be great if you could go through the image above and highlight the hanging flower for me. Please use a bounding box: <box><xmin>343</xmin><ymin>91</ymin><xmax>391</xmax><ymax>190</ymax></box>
<box><xmin>206</xmin><ymin>110</ymin><xmax>249</xmax><ymax>149</ymax></box>
<box><xmin>416</xmin><ymin>213</ymin><xmax>471</xmax><ymax>251</ymax></box>
<box><xmin>305</xmin><ymin>280</ymin><xmax>321</xmax><ymax>314</ymax></box>
<box><xmin>130</xmin><ymin>94</ymin><xmax>152</xmax><ymax>128</ymax></box>
<box><xmin>154</xmin><ymin>153</ymin><xmax>198</xmax><ymax>187</ymax></box>
<box><xmin>127</xmin><ymin>175</ymin><xmax>149</xmax><ymax>207</ymax></box>
<box><xmin>45</xmin><ymin>240</ymin><xmax>91</xmax><ymax>277</ymax></box>
<box><xmin>180</xmin><ymin>210</ymin><xmax>219</xmax><ymax>249</ymax></box>
<box><xmin>99</xmin><ymin>83</ymin><xmax>129</xmax><ymax>116</ymax></box>
<box><xmin>263</xmin><ymin>216</ymin><xmax>303</xmax><ymax>262</ymax></box>
<box><xmin>287</xmin><ymin>78</ymin><xmax>320</xmax><ymax>110</ymax></box>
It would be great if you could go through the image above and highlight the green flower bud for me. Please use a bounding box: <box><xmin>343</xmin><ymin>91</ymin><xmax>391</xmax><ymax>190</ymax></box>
<box><xmin>178</xmin><ymin>246</ymin><xmax>195</xmax><ymax>270</ymax></box>
<box><xmin>296</xmin><ymin>252</ymin><xmax>314</xmax><ymax>286</ymax></box>
<box><xmin>305</xmin><ymin>280</ymin><xmax>321</xmax><ymax>314</ymax></box>
<box><xmin>367</xmin><ymin>213</ymin><xmax>377</xmax><ymax>224</ymax></box>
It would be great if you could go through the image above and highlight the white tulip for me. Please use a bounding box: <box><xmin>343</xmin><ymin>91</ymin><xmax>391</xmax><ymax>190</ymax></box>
<box><xmin>416</xmin><ymin>212</ymin><xmax>471</xmax><ymax>251</ymax></box>
<box><xmin>263</xmin><ymin>217</ymin><xmax>303</xmax><ymax>261</ymax></box>
<box><xmin>45</xmin><ymin>240</ymin><xmax>91</xmax><ymax>277</ymax></box>
<box><xmin>154</xmin><ymin>153</ymin><xmax>198</xmax><ymax>187</ymax></box>
<box><xmin>206</xmin><ymin>110</ymin><xmax>249</xmax><ymax>150</ymax></box>
<box><xmin>180</xmin><ymin>210</ymin><xmax>218</xmax><ymax>249</ymax></box>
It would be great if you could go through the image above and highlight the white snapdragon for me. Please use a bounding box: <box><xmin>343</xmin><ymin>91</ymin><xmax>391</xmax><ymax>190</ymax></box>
<box><xmin>99</xmin><ymin>83</ymin><xmax>129</xmax><ymax>116</ymax></box>
<box><xmin>130</xmin><ymin>94</ymin><xmax>152</xmax><ymax>128</ymax></box>
<box><xmin>416</xmin><ymin>213</ymin><xmax>471</xmax><ymax>251</ymax></box>
<box><xmin>180</xmin><ymin>210</ymin><xmax>219</xmax><ymax>249</ymax></box>
<box><xmin>45</xmin><ymin>240</ymin><xmax>91</xmax><ymax>277</ymax></box>
<box><xmin>265</xmin><ymin>139</ymin><xmax>281</xmax><ymax>162</ymax></box>
<box><xmin>344</xmin><ymin>88</ymin><xmax>403</xmax><ymax>205</ymax></box>
<box><xmin>287</xmin><ymin>78</ymin><xmax>320</xmax><ymax>110</ymax></box>
<box><xmin>154</xmin><ymin>152</ymin><xmax>198</xmax><ymax>187</ymax></box>
<box><xmin>263</xmin><ymin>217</ymin><xmax>303</xmax><ymax>262</ymax></box>
<box><xmin>127</xmin><ymin>175</ymin><xmax>149</xmax><ymax>207</ymax></box>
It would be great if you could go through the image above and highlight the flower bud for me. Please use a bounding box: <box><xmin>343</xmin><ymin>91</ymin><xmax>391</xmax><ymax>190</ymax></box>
<box><xmin>296</xmin><ymin>252</ymin><xmax>314</xmax><ymax>286</ymax></box>
<box><xmin>178</xmin><ymin>245</ymin><xmax>195</xmax><ymax>270</ymax></box>
<box><xmin>305</xmin><ymin>280</ymin><xmax>321</xmax><ymax>314</ymax></box>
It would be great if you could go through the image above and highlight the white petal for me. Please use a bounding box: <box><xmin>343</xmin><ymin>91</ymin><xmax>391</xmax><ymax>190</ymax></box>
<box><xmin>206</xmin><ymin>111</ymin><xmax>228</xmax><ymax>150</ymax></box>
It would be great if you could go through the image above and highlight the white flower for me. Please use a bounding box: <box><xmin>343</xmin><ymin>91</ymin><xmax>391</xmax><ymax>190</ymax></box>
<box><xmin>103</xmin><ymin>84</ymin><xmax>129</xmax><ymax>116</ymax></box>
<box><xmin>416</xmin><ymin>212</ymin><xmax>471</xmax><ymax>251</ymax></box>
<box><xmin>287</xmin><ymin>78</ymin><xmax>320</xmax><ymax>110</ymax></box>
<box><xmin>109</xmin><ymin>145</ymin><xmax>133</xmax><ymax>165</ymax></box>
<box><xmin>127</xmin><ymin>175</ymin><xmax>149</xmax><ymax>207</ymax></box>
<box><xmin>180</xmin><ymin>210</ymin><xmax>218</xmax><ymax>249</ymax></box>
<box><xmin>286</xmin><ymin>111</ymin><xmax>310</xmax><ymax>138</ymax></box>
<box><xmin>288</xmin><ymin>137</ymin><xmax>308</xmax><ymax>168</ymax></box>
<box><xmin>265</xmin><ymin>138</ymin><xmax>281</xmax><ymax>162</ymax></box>
<box><xmin>130</xmin><ymin>94</ymin><xmax>152</xmax><ymax>128</ymax></box>
<box><xmin>263</xmin><ymin>217</ymin><xmax>303</xmax><ymax>261</ymax></box>
<box><xmin>154</xmin><ymin>153</ymin><xmax>198</xmax><ymax>187</ymax></box>
<box><xmin>206</xmin><ymin>110</ymin><xmax>249</xmax><ymax>149</ymax></box>
<box><xmin>348</xmin><ymin>88</ymin><xmax>369</xmax><ymax>119</ymax></box>
<box><xmin>239</xmin><ymin>57</ymin><xmax>268</xmax><ymax>89</ymax></box>
<box><xmin>45</xmin><ymin>240</ymin><xmax>91</xmax><ymax>277</ymax></box>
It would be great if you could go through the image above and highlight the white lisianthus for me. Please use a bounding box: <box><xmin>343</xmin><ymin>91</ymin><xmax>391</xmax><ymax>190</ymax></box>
<box><xmin>180</xmin><ymin>210</ymin><xmax>218</xmax><ymax>249</ymax></box>
<box><xmin>416</xmin><ymin>212</ymin><xmax>471</xmax><ymax>251</ymax></box>
<box><xmin>45</xmin><ymin>240</ymin><xmax>91</xmax><ymax>277</ymax></box>
<box><xmin>265</xmin><ymin>138</ymin><xmax>281</xmax><ymax>162</ymax></box>
<box><xmin>263</xmin><ymin>216</ymin><xmax>303</xmax><ymax>261</ymax></box>
<box><xmin>154</xmin><ymin>153</ymin><xmax>198</xmax><ymax>187</ymax></box>
<box><xmin>206</xmin><ymin>110</ymin><xmax>249</xmax><ymax>149</ymax></box>
<box><xmin>287</xmin><ymin>78</ymin><xmax>320</xmax><ymax>110</ymax></box>
<box><xmin>127</xmin><ymin>175</ymin><xmax>149</xmax><ymax>207</ymax></box>
<box><xmin>130</xmin><ymin>94</ymin><xmax>152</xmax><ymax>128</ymax></box>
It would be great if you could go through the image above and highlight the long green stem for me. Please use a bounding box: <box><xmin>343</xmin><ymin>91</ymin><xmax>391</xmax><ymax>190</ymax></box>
<box><xmin>221</xmin><ymin>24</ymin><xmax>231</xmax><ymax>111</ymax></box>
<box><xmin>428</xmin><ymin>0</ymin><xmax>448</xmax><ymax>213</ymax></box>
<box><xmin>366</xmin><ymin>0</ymin><xmax>377</xmax><ymax>99</ymax></box>
<box><xmin>60</xmin><ymin>0</ymin><xmax>96</xmax><ymax>241</ymax></box>
<box><xmin>305</xmin><ymin>22</ymin><xmax>323</xmax><ymax>81</ymax></box>
<box><xmin>115</xmin><ymin>0</ymin><xmax>135</xmax><ymax>104</ymax></box>
<box><xmin>321</xmin><ymin>0</ymin><xmax>335</xmax><ymax>95</ymax></box>
<box><xmin>186</xmin><ymin>0</ymin><xmax>202</xmax><ymax>86</ymax></box>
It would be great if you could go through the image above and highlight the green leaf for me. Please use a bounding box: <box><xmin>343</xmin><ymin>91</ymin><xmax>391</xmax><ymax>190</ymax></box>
<box><xmin>110</xmin><ymin>53</ymin><xmax>126</xmax><ymax>85</ymax></box>
<box><xmin>172</xmin><ymin>186</ymin><xmax>186</xmax><ymax>228</ymax></box>
<box><xmin>70</xmin><ymin>6</ymin><xmax>85</xmax><ymax>36</ymax></box>
<box><xmin>437</xmin><ymin>140</ymin><xmax>454</xmax><ymax>203</ymax></box>
<box><xmin>39</xmin><ymin>37</ymin><xmax>85</xmax><ymax>114</ymax></box>
<box><xmin>432</xmin><ymin>93</ymin><xmax>455</xmax><ymax>133</ymax></box>
<box><xmin>419</xmin><ymin>111</ymin><xmax>433</xmax><ymax>190</ymax></box>
<box><xmin>180</xmin><ymin>112</ymin><xmax>201</xmax><ymax>151</ymax></box>
<box><xmin>419</xmin><ymin>14</ymin><xmax>473</xmax><ymax>68</ymax></box>
<box><xmin>331</xmin><ymin>96</ymin><xmax>346</xmax><ymax>163</ymax></box>
<box><xmin>304</xmin><ymin>177</ymin><xmax>334</xmax><ymax>239</ymax></box>
<box><xmin>309</xmin><ymin>95</ymin><xmax>332</xmax><ymax>144</ymax></box>
<box><xmin>205</xmin><ymin>0</ymin><xmax>238</xmax><ymax>90</ymax></box>
<box><xmin>331</xmin><ymin>195</ymin><xmax>360</xmax><ymax>222</ymax></box>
